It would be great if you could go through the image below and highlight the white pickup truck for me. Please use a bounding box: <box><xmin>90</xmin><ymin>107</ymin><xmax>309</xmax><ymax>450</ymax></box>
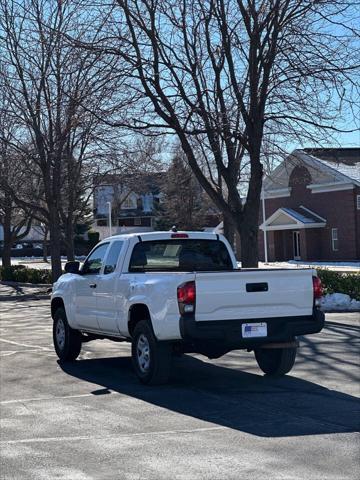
<box><xmin>51</xmin><ymin>231</ymin><xmax>325</xmax><ymax>384</ymax></box>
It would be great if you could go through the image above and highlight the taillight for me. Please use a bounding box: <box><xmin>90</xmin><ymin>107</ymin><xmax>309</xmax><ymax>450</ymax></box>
<box><xmin>313</xmin><ymin>276</ymin><xmax>323</xmax><ymax>305</ymax></box>
<box><xmin>171</xmin><ymin>233</ymin><xmax>189</xmax><ymax>238</ymax></box>
<box><xmin>177</xmin><ymin>281</ymin><xmax>196</xmax><ymax>315</ymax></box>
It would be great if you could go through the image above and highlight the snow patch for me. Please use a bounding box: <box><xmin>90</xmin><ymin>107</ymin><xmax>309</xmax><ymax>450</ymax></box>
<box><xmin>288</xmin><ymin>260</ymin><xmax>360</xmax><ymax>269</ymax></box>
<box><xmin>320</xmin><ymin>293</ymin><xmax>360</xmax><ymax>311</ymax></box>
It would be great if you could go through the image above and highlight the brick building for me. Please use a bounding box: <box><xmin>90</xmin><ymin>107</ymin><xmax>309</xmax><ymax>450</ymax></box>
<box><xmin>259</xmin><ymin>148</ymin><xmax>360</xmax><ymax>262</ymax></box>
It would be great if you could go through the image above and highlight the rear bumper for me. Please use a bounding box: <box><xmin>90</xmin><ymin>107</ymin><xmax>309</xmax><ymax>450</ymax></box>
<box><xmin>179</xmin><ymin>309</ymin><xmax>325</xmax><ymax>349</ymax></box>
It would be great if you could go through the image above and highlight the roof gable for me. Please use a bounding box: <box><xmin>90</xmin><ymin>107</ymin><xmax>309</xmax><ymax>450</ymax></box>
<box><xmin>271</xmin><ymin>212</ymin><xmax>297</xmax><ymax>226</ymax></box>
<box><xmin>260</xmin><ymin>206</ymin><xmax>326</xmax><ymax>231</ymax></box>
<box><xmin>263</xmin><ymin>149</ymin><xmax>360</xmax><ymax>194</ymax></box>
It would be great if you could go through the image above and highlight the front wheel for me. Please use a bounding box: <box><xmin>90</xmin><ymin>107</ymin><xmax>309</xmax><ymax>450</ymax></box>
<box><xmin>255</xmin><ymin>345</ymin><xmax>297</xmax><ymax>376</ymax></box>
<box><xmin>53</xmin><ymin>307</ymin><xmax>82</xmax><ymax>362</ymax></box>
<box><xmin>131</xmin><ymin>320</ymin><xmax>172</xmax><ymax>385</ymax></box>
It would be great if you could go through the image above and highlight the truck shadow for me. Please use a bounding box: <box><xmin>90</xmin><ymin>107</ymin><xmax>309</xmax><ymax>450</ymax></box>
<box><xmin>60</xmin><ymin>347</ymin><xmax>360</xmax><ymax>438</ymax></box>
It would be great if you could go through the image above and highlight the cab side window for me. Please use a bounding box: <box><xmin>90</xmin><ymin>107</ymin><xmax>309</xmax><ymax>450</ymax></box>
<box><xmin>82</xmin><ymin>243</ymin><xmax>109</xmax><ymax>275</ymax></box>
<box><xmin>104</xmin><ymin>241</ymin><xmax>124</xmax><ymax>274</ymax></box>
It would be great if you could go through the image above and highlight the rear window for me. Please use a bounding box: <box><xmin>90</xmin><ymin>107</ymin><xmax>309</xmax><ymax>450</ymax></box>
<box><xmin>129</xmin><ymin>239</ymin><xmax>233</xmax><ymax>272</ymax></box>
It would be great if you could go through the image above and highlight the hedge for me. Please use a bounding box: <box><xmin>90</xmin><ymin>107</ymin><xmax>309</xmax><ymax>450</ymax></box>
<box><xmin>0</xmin><ymin>265</ymin><xmax>52</xmax><ymax>284</ymax></box>
<box><xmin>317</xmin><ymin>269</ymin><xmax>360</xmax><ymax>301</ymax></box>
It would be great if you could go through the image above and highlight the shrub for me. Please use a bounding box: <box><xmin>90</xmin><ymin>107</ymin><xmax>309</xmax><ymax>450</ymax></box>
<box><xmin>0</xmin><ymin>265</ymin><xmax>52</xmax><ymax>284</ymax></box>
<box><xmin>87</xmin><ymin>231</ymin><xmax>100</xmax><ymax>247</ymax></box>
<box><xmin>317</xmin><ymin>269</ymin><xmax>360</xmax><ymax>300</ymax></box>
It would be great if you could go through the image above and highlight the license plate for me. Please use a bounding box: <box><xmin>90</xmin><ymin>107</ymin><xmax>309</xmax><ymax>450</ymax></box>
<box><xmin>242</xmin><ymin>322</ymin><xmax>267</xmax><ymax>338</ymax></box>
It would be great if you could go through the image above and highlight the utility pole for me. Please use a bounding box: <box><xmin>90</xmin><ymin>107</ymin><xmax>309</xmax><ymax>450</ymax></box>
<box><xmin>106</xmin><ymin>201</ymin><xmax>112</xmax><ymax>237</ymax></box>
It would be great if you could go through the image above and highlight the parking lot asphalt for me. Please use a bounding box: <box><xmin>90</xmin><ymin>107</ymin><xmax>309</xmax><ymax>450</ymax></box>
<box><xmin>0</xmin><ymin>293</ymin><xmax>359</xmax><ymax>480</ymax></box>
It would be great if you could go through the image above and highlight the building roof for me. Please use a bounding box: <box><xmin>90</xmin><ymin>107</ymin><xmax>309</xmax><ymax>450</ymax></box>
<box><xmin>303</xmin><ymin>148</ymin><xmax>360</xmax><ymax>183</ymax></box>
<box><xmin>260</xmin><ymin>206</ymin><xmax>326</xmax><ymax>231</ymax></box>
<box><xmin>263</xmin><ymin>148</ymin><xmax>360</xmax><ymax>194</ymax></box>
<box><xmin>303</xmin><ymin>147</ymin><xmax>359</xmax><ymax>165</ymax></box>
<box><xmin>93</xmin><ymin>172</ymin><xmax>165</xmax><ymax>195</ymax></box>
<box><xmin>282</xmin><ymin>207</ymin><xmax>326</xmax><ymax>224</ymax></box>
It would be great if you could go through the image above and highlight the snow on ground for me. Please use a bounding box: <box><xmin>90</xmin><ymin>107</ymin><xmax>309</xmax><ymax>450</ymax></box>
<box><xmin>256</xmin><ymin>261</ymin><xmax>359</xmax><ymax>272</ymax></box>
<box><xmin>287</xmin><ymin>260</ymin><xmax>360</xmax><ymax>271</ymax></box>
<box><xmin>237</xmin><ymin>261</ymin><xmax>359</xmax><ymax>272</ymax></box>
<box><xmin>320</xmin><ymin>293</ymin><xmax>360</xmax><ymax>311</ymax></box>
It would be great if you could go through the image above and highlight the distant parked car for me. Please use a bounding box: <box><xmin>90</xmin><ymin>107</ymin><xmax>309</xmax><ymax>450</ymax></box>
<box><xmin>22</xmin><ymin>242</ymin><xmax>33</xmax><ymax>248</ymax></box>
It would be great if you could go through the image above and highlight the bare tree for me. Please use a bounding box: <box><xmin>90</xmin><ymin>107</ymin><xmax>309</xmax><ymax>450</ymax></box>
<box><xmin>0</xmin><ymin>160</ymin><xmax>34</xmax><ymax>268</ymax></box>
<box><xmin>156</xmin><ymin>146</ymin><xmax>217</xmax><ymax>231</ymax></box>
<box><xmin>0</xmin><ymin>0</ymin><xmax>122</xmax><ymax>279</ymax></box>
<box><xmin>0</xmin><ymin>97</ymin><xmax>39</xmax><ymax>267</ymax></box>
<box><xmin>90</xmin><ymin>0</ymin><xmax>359</xmax><ymax>266</ymax></box>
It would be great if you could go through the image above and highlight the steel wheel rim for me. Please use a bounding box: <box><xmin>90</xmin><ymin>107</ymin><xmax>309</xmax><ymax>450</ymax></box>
<box><xmin>136</xmin><ymin>334</ymin><xmax>151</xmax><ymax>373</ymax></box>
<box><xmin>56</xmin><ymin>318</ymin><xmax>66</xmax><ymax>350</ymax></box>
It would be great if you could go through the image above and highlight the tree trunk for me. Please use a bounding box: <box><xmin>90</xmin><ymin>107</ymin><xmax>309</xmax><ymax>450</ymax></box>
<box><xmin>49</xmin><ymin>208</ymin><xmax>63</xmax><ymax>281</ymax></box>
<box><xmin>65</xmin><ymin>218</ymin><xmax>75</xmax><ymax>261</ymax></box>
<box><xmin>237</xmin><ymin>203</ymin><xmax>261</xmax><ymax>268</ymax></box>
<box><xmin>1</xmin><ymin>242</ymin><xmax>12</xmax><ymax>269</ymax></box>
<box><xmin>2</xmin><ymin>206</ymin><xmax>12</xmax><ymax>268</ymax></box>
<box><xmin>66</xmin><ymin>239</ymin><xmax>75</xmax><ymax>262</ymax></box>
<box><xmin>43</xmin><ymin>227</ymin><xmax>48</xmax><ymax>263</ymax></box>
<box><xmin>236</xmin><ymin>143</ymin><xmax>263</xmax><ymax>268</ymax></box>
<box><xmin>238</xmin><ymin>223</ymin><xmax>259</xmax><ymax>267</ymax></box>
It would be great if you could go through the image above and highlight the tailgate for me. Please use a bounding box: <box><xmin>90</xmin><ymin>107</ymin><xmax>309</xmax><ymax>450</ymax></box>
<box><xmin>194</xmin><ymin>269</ymin><xmax>314</xmax><ymax>321</ymax></box>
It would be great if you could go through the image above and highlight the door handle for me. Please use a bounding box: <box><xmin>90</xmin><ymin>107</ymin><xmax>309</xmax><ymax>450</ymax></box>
<box><xmin>89</xmin><ymin>283</ymin><xmax>97</xmax><ymax>289</ymax></box>
<box><xmin>246</xmin><ymin>282</ymin><xmax>268</xmax><ymax>292</ymax></box>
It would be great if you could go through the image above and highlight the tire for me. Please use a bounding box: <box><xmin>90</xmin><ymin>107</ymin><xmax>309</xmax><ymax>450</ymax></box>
<box><xmin>131</xmin><ymin>320</ymin><xmax>172</xmax><ymax>385</ymax></box>
<box><xmin>53</xmin><ymin>307</ymin><xmax>82</xmax><ymax>362</ymax></box>
<box><xmin>255</xmin><ymin>345</ymin><xmax>297</xmax><ymax>376</ymax></box>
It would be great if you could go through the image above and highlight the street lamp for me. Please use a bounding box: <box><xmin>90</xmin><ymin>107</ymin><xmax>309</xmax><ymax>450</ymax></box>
<box><xmin>106</xmin><ymin>201</ymin><xmax>112</xmax><ymax>237</ymax></box>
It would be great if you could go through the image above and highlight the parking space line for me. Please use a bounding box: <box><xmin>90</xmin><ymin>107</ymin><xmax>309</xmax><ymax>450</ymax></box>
<box><xmin>0</xmin><ymin>426</ymin><xmax>226</xmax><ymax>445</ymax></box>
<box><xmin>0</xmin><ymin>350</ymin><xmax>50</xmax><ymax>357</ymax></box>
<box><xmin>0</xmin><ymin>392</ymin><xmax>102</xmax><ymax>405</ymax></box>
<box><xmin>0</xmin><ymin>338</ymin><xmax>51</xmax><ymax>351</ymax></box>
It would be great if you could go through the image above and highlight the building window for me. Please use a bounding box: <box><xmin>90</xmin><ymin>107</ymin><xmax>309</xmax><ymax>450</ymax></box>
<box><xmin>122</xmin><ymin>195</ymin><xmax>136</xmax><ymax>209</ymax></box>
<box><xmin>331</xmin><ymin>228</ymin><xmax>338</xmax><ymax>251</ymax></box>
<box><xmin>357</xmin><ymin>195</ymin><xmax>360</xmax><ymax>210</ymax></box>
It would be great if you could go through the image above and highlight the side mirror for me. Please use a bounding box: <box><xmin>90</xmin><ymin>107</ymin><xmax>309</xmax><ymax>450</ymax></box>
<box><xmin>64</xmin><ymin>261</ymin><xmax>80</xmax><ymax>274</ymax></box>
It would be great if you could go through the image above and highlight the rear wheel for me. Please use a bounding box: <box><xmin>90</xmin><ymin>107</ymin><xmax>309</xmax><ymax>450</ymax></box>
<box><xmin>131</xmin><ymin>320</ymin><xmax>172</xmax><ymax>385</ymax></box>
<box><xmin>255</xmin><ymin>345</ymin><xmax>297</xmax><ymax>376</ymax></box>
<box><xmin>53</xmin><ymin>307</ymin><xmax>82</xmax><ymax>362</ymax></box>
